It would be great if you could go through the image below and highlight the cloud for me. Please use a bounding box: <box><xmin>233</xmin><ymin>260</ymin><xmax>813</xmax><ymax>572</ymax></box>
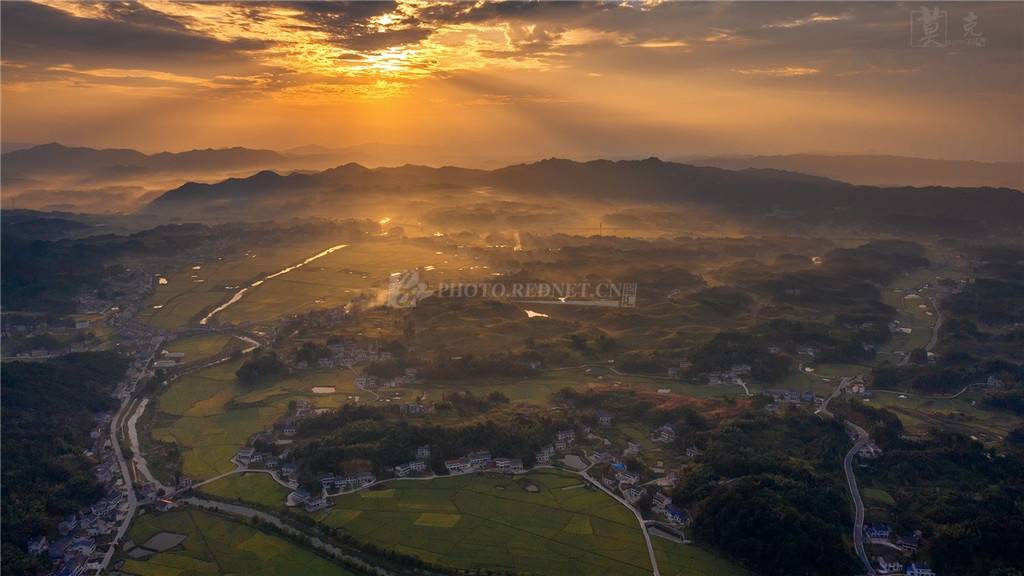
<box><xmin>734</xmin><ymin>66</ymin><xmax>821</xmax><ymax>77</ymax></box>
<box><xmin>763</xmin><ymin>12</ymin><xmax>852</xmax><ymax>29</ymax></box>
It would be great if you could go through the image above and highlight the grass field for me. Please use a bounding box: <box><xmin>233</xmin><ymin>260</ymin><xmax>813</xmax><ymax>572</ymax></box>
<box><xmin>652</xmin><ymin>538</ymin><xmax>749</xmax><ymax>576</ymax></box>
<box><xmin>121</xmin><ymin>508</ymin><xmax>352</xmax><ymax>576</ymax></box>
<box><xmin>198</xmin><ymin>473</ymin><xmax>290</xmax><ymax>508</ymax></box>
<box><xmin>862</xmin><ymin>487</ymin><xmax>897</xmax><ymax>508</ymax></box>
<box><xmin>310</xmin><ymin>469</ymin><xmax>653</xmax><ymax>576</ymax></box>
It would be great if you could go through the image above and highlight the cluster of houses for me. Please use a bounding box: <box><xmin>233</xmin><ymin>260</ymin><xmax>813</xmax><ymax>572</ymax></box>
<box><xmin>284</xmin><ymin>471</ymin><xmax>377</xmax><ymax>513</ymax></box>
<box><xmin>763</xmin><ymin>389</ymin><xmax>816</xmax><ymax>406</ymax></box>
<box><xmin>444</xmin><ymin>451</ymin><xmax>526</xmax><ymax>475</ymax></box>
<box><xmin>865</xmin><ymin>524</ymin><xmax>931</xmax><ymax>575</ymax></box>
<box><xmin>295</xmin><ymin>340</ymin><xmax>392</xmax><ymax>370</ymax></box>
<box><xmin>354</xmin><ymin>367</ymin><xmax>419</xmax><ymax>390</ymax></box>
<box><xmin>706</xmin><ymin>364</ymin><xmax>751</xmax><ymax>385</ymax></box>
<box><xmin>26</xmin><ymin>410</ymin><xmax>135</xmax><ymax>575</ymax></box>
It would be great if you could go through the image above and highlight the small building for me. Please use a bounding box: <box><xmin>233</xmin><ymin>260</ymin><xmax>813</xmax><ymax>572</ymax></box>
<box><xmin>280</xmin><ymin>463</ymin><xmax>297</xmax><ymax>478</ymax></box>
<box><xmin>556</xmin><ymin>429</ymin><xmax>576</xmax><ymax>443</ymax></box>
<box><xmin>653</xmin><ymin>492</ymin><xmax>671</xmax><ymax>507</ymax></box>
<box><xmin>625</xmin><ymin>441</ymin><xmax>642</xmax><ymax>455</ymax></box>
<box><xmin>535</xmin><ymin>446</ymin><xmax>554</xmax><ymax>464</ymax></box>
<box><xmin>616</xmin><ymin>470</ymin><xmax>640</xmax><ymax>485</ymax></box>
<box><xmin>596</xmin><ymin>410</ymin><xmax>613</xmax><ymax>426</ymax></box>
<box><xmin>664</xmin><ymin>505</ymin><xmax>688</xmax><ymax>524</ymax></box>
<box><xmin>625</xmin><ymin>486</ymin><xmax>645</xmax><ymax>503</ymax></box>
<box><xmin>235</xmin><ymin>447</ymin><xmax>256</xmax><ymax>464</ymax></box>
<box><xmin>905</xmin><ymin>564</ymin><xmax>935</xmax><ymax>576</ymax></box>
<box><xmin>415</xmin><ymin>445</ymin><xmax>431</xmax><ymax>460</ymax></box>
<box><xmin>685</xmin><ymin>446</ymin><xmax>703</xmax><ymax>458</ymax></box>
<box><xmin>591</xmin><ymin>449</ymin><xmax>611</xmax><ymax>463</ymax></box>
<box><xmin>898</xmin><ymin>533</ymin><xmax>920</xmax><ymax>552</ymax></box>
<box><xmin>655</xmin><ymin>424</ymin><xmax>676</xmax><ymax>443</ymax></box>
<box><xmin>876</xmin><ymin>557</ymin><xmax>903</xmax><ymax>575</ymax></box>
<box><xmin>865</xmin><ymin>523</ymin><xmax>892</xmax><ymax>543</ymax></box>
<box><xmin>468</xmin><ymin>451</ymin><xmax>492</xmax><ymax>468</ymax></box>
<box><xmin>304</xmin><ymin>495</ymin><xmax>330</xmax><ymax>513</ymax></box>
<box><xmin>445</xmin><ymin>458</ymin><xmax>472</xmax><ymax>474</ymax></box>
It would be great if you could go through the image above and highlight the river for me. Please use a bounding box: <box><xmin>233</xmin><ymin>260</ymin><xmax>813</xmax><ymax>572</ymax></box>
<box><xmin>200</xmin><ymin>244</ymin><xmax>348</xmax><ymax>325</ymax></box>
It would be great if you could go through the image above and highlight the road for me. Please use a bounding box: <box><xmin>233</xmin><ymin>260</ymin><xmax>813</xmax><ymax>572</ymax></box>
<box><xmin>842</xmin><ymin>420</ymin><xmax>874</xmax><ymax>576</ymax></box>
<box><xmin>94</xmin><ymin>340</ymin><xmax>160</xmax><ymax>575</ymax></box>
<box><xmin>127</xmin><ymin>332</ymin><xmax>263</xmax><ymax>492</ymax></box>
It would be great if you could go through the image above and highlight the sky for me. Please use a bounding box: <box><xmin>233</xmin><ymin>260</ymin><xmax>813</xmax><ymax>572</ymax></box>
<box><xmin>2</xmin><ymin>1</ymin><xmax>1022</xmax><ymax>162</ymax></box>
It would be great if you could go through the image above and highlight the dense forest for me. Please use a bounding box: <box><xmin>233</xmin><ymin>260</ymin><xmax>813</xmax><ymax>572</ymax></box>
<box><xmin>1</xmin><ymin>352</ymin><xmax>127</xmax><ymax>576</ymax></box>
<box><xmin>671</xmin><ymin>413</ymin><xmax>857</xmax><ymax>576</ymax></box>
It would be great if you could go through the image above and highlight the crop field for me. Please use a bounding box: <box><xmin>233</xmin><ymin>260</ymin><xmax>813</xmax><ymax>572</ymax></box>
<box><xmin>199</xmin><ymin>473</ymin><xmax>290</xmax><ymax>508</ymax></box>
<box><xmin>120</xmin><ymin>508</ymin><xmax>351</xmax><ymax>576</ymax></box>
<box><xmin>163</xmin><ymin>334</ymin><xmax>239</xmax><ymax>362</ymax></box>
<box><xmin>652</xmin><ymin>538</ymin><xmax>749</xmax><ymax>576</ymax></box>
<box><xmin>216</xmin><ymin>241</ymin><xmax>489</xmax><ymax>325</ymax></box>
<box><xmin>150</xmin><ymin>360</ymin><xmax>345</xmax><ymax>479</ymax></box>
<box><xmin>139</xmin><ymin>239</ymin><xmax>346</xmax><ymax>329</ymax></box>
<box><xmin>314</xmin><ymin>469</ymin><xmax>653</xmax><ymax>576</ymax></box>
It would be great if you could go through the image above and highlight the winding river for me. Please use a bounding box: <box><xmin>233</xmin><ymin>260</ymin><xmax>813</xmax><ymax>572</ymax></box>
<box><xmin>199</xmin><ymin>244</ymin><xmax>349</xmax><ymax>325</ymax></box>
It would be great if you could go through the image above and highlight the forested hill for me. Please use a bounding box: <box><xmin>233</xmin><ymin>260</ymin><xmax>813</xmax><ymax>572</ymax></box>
<box><xmin>1</xmin><ymin>352</ymin><xmax>128</xmax><ymax>576</ymax></box>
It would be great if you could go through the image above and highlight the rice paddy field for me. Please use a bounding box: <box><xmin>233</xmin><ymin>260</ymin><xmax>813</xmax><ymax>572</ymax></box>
<box><xmin>149</xmin><ymin>359</ymin><xmax>361</xmax><ymax>480</ymax></box>
<box><xmin>139</xmin><ymin>239</ymin><xmax>489</xmax><ymax>329</ymax></box>
<box><xmin>199</xmin><ymin>473</ymin><xmax>291</xmax><ymax>508</ymax></box>
<box><xmin>120</xmin><ymin>508</ymin><xmax>352</xmax><ymax>576</ymax></box>
<box><xmin>652</xmin><ymin>538</ymin><xmax>749</xmax><ymax>576</ymax></box>
<box><xmin>311</xmin><ymin>469</ymin><xmax>653</xmax><ymax>576</ymax></box>
<box><xmin>163</xmin><ymin>333</ymin><xmax>240</xmax><ymax>362</ymax></box>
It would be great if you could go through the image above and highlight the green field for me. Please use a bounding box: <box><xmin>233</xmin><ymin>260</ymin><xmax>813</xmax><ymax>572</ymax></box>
<box><xmin>310</xmin><ymin>469</ymin><xmax>653</xmax><ymax>576</ymax></box>
<box><xmin>149</xmin><ymin>360</ymin><xmax>290</xmax><ymax>479</ymax></box>
<box><xmin>149</xmin><ymin>358</ymin><xmax>407</xmax><ymax>479</ymax></box>
<box><xmin>163</xmin><ymin>334</ymin><xmax>239</xmax><ymax>362</ymax></box>
<box><xmin>121</xmin><ymin>508</ymin><xmax>352</xmax><ymax>576</ymax></box>
<box><xmin>862</xmin><ymin>487</ymin><xmax>897</xmax><ymax>508</ymax></box>
<box><xmin>199</xmin><ymin>473</ymin><xmax>290</xmax><ymax>508</ymax></box>
<box><xmin>867</xmin><ymin>389</ymin><xmax>1022</xmax><ymax>441</ymax></box>
<box><xmin>652</xmin><ymin>538</ymin><xmax>749</xmax><ymax>576</ymax></box>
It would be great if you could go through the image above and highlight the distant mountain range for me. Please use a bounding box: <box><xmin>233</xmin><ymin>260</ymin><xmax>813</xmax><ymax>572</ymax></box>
<box><xmin>145</xmin><ymin>157</ymin><xmax>1024</xmax><ymax>233</ymax></box>
<box><xmin>685</xmin><ymin>154</ymin><xmax>1023</xmax><ymax>190</ymax></box>
<box><xmin>2</xmin><ymin>142</ymin><xmax>287</xmax><ymax>179</ymax></box>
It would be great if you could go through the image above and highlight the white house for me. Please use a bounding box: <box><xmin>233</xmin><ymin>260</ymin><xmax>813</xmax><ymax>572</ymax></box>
<box><xmin>445</xmin><ymin>458</ymin><xmax>472</xmax><ymax>474</ymax></box>
<box><xmin>468</xmin><ymin>451</ymin><xmax>492</xmax><ymax>468</ymax></box>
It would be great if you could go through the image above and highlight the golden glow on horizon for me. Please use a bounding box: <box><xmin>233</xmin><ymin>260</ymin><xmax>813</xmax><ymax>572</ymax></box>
<box><xmin>3</xmin><ymin>1</ymin><xmax>1020</xmax><ymax>162</ymax></box>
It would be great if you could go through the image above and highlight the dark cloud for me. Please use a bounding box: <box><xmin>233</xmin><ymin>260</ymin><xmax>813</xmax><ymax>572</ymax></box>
<box><xmin>0</xmin><ymin>1</ymin><xmax>265</xmax><ymax>74</ymax></box>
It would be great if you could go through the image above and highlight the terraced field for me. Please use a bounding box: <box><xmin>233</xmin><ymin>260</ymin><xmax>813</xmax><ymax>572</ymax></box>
<box><xmin>120</xmin><ymin>508</ymin><xmax>351</xmax><ymax>576</ymax></box>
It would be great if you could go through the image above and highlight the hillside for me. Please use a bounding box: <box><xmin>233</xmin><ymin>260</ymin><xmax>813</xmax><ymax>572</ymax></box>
<box><xmin>688</xmin><ymin>154</ymin><xmax>1024</xmax><ymax>190</ymax></box>
<box><xmin>144</xmin><ymin>158</ymin><xmax>1024</xmax><ymax>234</ymax></box>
